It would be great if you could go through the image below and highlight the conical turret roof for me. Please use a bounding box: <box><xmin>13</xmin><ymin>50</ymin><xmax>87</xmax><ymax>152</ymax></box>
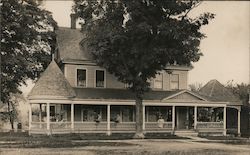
<box><xmin>28</xmin><ymin>60</ymin><xmax>76</xmax><ymax>100</ymax></box>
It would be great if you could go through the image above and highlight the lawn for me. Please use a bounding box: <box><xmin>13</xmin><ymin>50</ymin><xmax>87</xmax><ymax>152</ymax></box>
<box><xmin>0</xmin><ymin>132</ymin><xmax>250</xmax><ymax>155</ymax></box>
<box><xmin>0</xmin><ymin>132</ymin><xmax>187</xmax><ymax>148</ymax></box>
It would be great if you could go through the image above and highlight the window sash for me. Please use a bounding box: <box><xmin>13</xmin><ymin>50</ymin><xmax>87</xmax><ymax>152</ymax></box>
<box><xmin>153</xmin><ymin>73</ymin><xmax>163</xmax><ymax>89</ymax></box>
<box><xmin>170</xmin><ymin>74</ymin><xmax>179</xmax><ymax>89</ymax></box>
<box><xmin>96</xmin><ymin>70</ymin><xmax>105</xmax><ymax>87</ymax></box>
<box><xmin>77</xmin><ymin>69</ymin><xmax>86</xmax><ymax>87</ymax></box>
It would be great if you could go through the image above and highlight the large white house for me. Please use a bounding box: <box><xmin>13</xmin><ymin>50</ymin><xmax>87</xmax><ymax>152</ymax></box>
<box><xmin>27</xmin><ymin>16</ymin><xmax>242</xmax><ymax>136</ymax></box>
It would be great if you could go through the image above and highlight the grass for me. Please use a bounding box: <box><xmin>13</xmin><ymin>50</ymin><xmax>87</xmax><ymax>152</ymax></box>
<box><xmin>0</xmin><ymin>141</ymin><xmax>136</xmax><ymax>148</ymax></box>
<box><xmin>199</xmin><ymin>135</ymin><xmax>245</xmax><ymax>140</ymax></box>
<box><xmin>94</xmin><ymin>149</ymin><xmax>236</xmax><ymax>155</ymax></box>
<box><xmin>0</xmin><ymin>132</ymin><xmax>187</xmax><ymax>148</ymax></box>
<box><xmin>0</xmin><ymin>132</ymin><xmax>136</xmax><ymax>148</ymax></box>
<box><xmin>0</xmin><ymin>132</ymin><xmax>188</xmax><ymax>141</ymax></box>
<box><xmin>1</xmin><ymin>132</ymin><xmax>249</xmax><ymax>155</ymax></box>
<box><xmin>199</xmin><ymin>135</ymin><xmax>250</xmax><ymax>145</ymax></box>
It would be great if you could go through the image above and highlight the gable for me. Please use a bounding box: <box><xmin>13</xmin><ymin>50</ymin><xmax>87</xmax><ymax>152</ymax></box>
<box><xmin>171</xmin><ymin>92</ymin><xmax>203</xmax><ymax>100</ymax></box>
<box><xmin>163</xmin><ymin>90</ymin><xmax>207</xmax><ymax>102</ymax></box>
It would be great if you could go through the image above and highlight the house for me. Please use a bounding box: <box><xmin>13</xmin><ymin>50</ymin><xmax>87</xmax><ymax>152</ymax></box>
<box><xmin>27</xmin><ymin>15</ymin><xmax>242</xmax><ymax>136</ymax></box>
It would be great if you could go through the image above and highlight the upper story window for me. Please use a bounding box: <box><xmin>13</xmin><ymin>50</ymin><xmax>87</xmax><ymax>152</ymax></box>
<box><xmin>96</xmin><ymin>70</ymin><xmax>105</xmax><ymax>88</ymax></box>
<box><xmin>77</xmin><ymin>69</ymin><xmax>86</xmax><ymax>87</ymax></box>
<box><xmin>170</xmin><ymin>74</ymin><xmax>179</xmax><ymax>90</ymax></box>
<box><xmin>154</xmin><ymin>73</ymin><xmax>163</xmax><ymax>89</ymax></box>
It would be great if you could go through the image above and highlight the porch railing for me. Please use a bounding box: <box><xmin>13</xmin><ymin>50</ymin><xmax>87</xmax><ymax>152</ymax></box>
<box><xmin>30</xmin><ymin>122</ymin><xmax>72</xmax><ymax>130</ymax></box>
<box><xmin>196</xmin><ymin>122</ymin><xmax>223</xmax><ymax>129</ymax></box>
<box><xmin>74</xmin><ymin>122</ymin><xmax>107</xmax><ymax>131</ymax></box>
<box><xmin>30</xmin><ymin>121</ymin><xmax>174</xmax><ymax>133</ymax></box>
<box><xmin>31</xmin><ymin>122</ymin><xmax>47</xmax><ymax>130</ymax></box>
<box><xmin>145</xmin><ymin>122</ymin><xmax>172</xmax><ymax>131</ymax></box>
<box><xmin>111</xmin><ymin>122</ymin><xmax>136</xmax><ymax>131</ymax></box>
<box><xmin>50</xmin><ymin>122</ymin><xmax>71</xmax><ymax>130</ymax></box>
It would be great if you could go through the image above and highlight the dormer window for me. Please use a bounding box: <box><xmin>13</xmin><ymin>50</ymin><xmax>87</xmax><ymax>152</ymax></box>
<box><xmin>170</xmin><ymin>74</ymin><xmax>179</xmax><ymax>90</ymax></box>
<box><xmin>154</xmin><ymin>73</ymin><xmax>163</xmax><ymax>89</ymax></box>
<box><xmin>77</xmin><ymin>69</ymin><xmax>86</xmax><ymax>87</ymax></box>
<box><xmin>96</xmin><ymin>70</ymin><xmax>105</xmax><ymax>88</ymax></box>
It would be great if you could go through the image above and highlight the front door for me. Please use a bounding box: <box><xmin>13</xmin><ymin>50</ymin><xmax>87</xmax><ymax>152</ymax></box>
<box><xmin>176</xmin><ymin>107</ymin><xmax>194</xmax><ymax>130</ymax></box>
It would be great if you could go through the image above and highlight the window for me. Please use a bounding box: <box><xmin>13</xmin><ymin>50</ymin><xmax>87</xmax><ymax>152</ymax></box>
<box><xmin>110</xmin><ymin>106</ymin><xmax>134</xmax><ymax>122</ymax></box>
<box><xmin>154</xmin><ymin>73</ymin><xmax>163</xmax><ymax>89</ymax></box>
<box><xmin>146</xmin><ymin>106</ymin><xmax>172</xmax><ymax>122</ymax></box>
<box><xmin>96</xmin><ymin>70</ymin><xmax>105</xmax><ymax>88</ymax></box>
<box><xmin>82</xmin><ymin>105</ymin><xmax>107</xmax><ymax>122</ymax></box>
<box><xmin>50</xmin><ymin>106</ymin><xmax>55</xmax><ymax>117</ymax></box>
<box><xmin>77</xmin><ymin>69</ymin><xmax>86</xmax><ymax>87</ymax></box>
<box><xmin>170</xmin><ymin>74</ymin><xmax>179</xmax><ymax>90</ymax></box>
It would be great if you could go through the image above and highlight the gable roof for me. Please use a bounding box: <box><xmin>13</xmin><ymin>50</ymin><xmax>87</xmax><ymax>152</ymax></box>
<box><xmin>163</xmin><ymin>89</ymin><xmax>207</xmax><ymax>101</ymax></box>
<box><xmin>28</xmin><ymin>60</ymin><xmax>76</xmax><ymax>100</ymax></box>
<box><xmin>56</xmin><ymin>27</ymin><xmax>92</xmax><ymax>62</ymax></box>
<box><xmin>199</xmin><ymin>79</ymin><xmax>241</xmax><ymax>105</ymax></box>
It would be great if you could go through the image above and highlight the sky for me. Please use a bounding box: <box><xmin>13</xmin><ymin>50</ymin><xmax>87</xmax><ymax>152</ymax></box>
<box><xmin>21</xmin><ymin>0</ymin><xmax>250</xmax><ymax>96</ymax></box>
<box><xmin>187</xmin><ymin>1</ymin><xmax>250</xmax><ymax>86</ymax></box>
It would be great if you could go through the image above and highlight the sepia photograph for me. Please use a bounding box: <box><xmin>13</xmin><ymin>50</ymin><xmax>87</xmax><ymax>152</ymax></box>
<box><xmin>0</xmin><ymin>0</ymin><xmax>249</xmax><ymax>155</ymax></box>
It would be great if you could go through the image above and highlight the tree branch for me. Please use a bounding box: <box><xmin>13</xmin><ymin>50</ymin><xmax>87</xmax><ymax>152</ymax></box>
<box><xmin>182</xmin><ymin>1</ymin><xmax>202</xmax><ymax>20</ymax></box>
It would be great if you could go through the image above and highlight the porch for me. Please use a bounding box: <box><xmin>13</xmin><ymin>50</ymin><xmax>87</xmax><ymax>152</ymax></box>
<box><xmin>28</xmin><ymin>101</ymin><xmax>238</xmax><ymax>136</ymax></box>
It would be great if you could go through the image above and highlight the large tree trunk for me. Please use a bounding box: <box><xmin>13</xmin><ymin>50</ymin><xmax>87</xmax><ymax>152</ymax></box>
<box><xmin>7</xmin><ymin>102</ymin><xmax>14</xmax><ymax>130</ymax></box>
<box><xmin>134</xmin><ymin>95</ymin><xmax>145</xmax><ymax>139</ymax></box>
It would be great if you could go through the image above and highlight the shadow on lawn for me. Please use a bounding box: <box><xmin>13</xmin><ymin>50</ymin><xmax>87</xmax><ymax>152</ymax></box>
<box><xmin>0</xmin><ymin>132</ymin><xmax>188</xmax><ymax>148</ymax></box>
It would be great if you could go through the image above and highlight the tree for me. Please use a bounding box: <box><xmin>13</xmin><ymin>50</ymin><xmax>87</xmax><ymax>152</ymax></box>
<box><xmin>225</xmin><ymin>80</ymin><xmax>250</xmax><ymax>106</ymax></box>
<box><xmin>1</xmin><ymin>0</ymin><xmax>57</xmax><ymax>129</ymax></box>
<box><xmin>73</xmin><ymin>0</ymin><xmax>214</xmax><ymax>138</ymax></box>
<box><xmin>189</xmin><ymin>82</ymin><xmax>203</xmax><ymax>92</ymax></box>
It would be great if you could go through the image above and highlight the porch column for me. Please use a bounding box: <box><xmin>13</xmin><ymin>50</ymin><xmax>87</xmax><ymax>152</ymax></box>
<box><xmin>107</xmin><ymin>104</ymin><xmax>111</xmax><ymax>135</ymax></box>
<box><xmin>71</xmin><ymin>103</ymin><xmax>74</xmax><ymax>131</ymax></box>
<box><xmin>46</xmin><ymin>102</ymin><xmax>50</xmax><ymax>135</ymax></box>
<box><xmin>194</xmin><ymin>106</ymin><xmax>197</xmax><ymax>130</ymax></box>
<box><xmin>172</xmin><ymin>106</ymin><xmax>175</xmax><ymax>132</ymax></box>
<box><xmin>28</xmin><ymin>102</ymin><xmax>32</xmax><ymax>133</ymax></box>
<box><xmin>142</xmin><ymin>105</ymin><xmax>145</xmax><ymax>131</ymax></box>
<box><xmin>39</xmin><ymin>104</ymin><xmax>42</xmax><ymax>129</ymax></box>
<box><xmin>238</xmin><ymin>107</ymin><xmax>241</xmax><ymax>136</ymax></box>
<box><xmin>223</xmin><ymin>106</ymin><xmax>227</xmax><ymax>136</ymax></box>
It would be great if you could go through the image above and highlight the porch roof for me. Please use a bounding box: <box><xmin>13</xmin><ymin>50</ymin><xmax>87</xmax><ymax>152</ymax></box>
<box><xmin>74</xmin><ymin>88</ymin><xmax>181</xmax><ymax>100</ymax></box>
<box><xmin>28</xmin><ymin>60</ymin><xmax>76</xmax><ymax>100</ymax></box>
<box><xmin>199</xmin><ymin>79</ymin><xmax>242</xmax><ymax>106</ymax></box>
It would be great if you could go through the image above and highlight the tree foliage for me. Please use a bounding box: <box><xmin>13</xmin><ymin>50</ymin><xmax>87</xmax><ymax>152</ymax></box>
<box><xmin>74</xmin><ymin>0</ymin><xmax>214</xmax><ymax>95</ymax></box>
<box><xmin>189</xmin><ymin>82</ymin><xmax>203</xmax><ymax>92</ymax></box>
<box><xmin>225</xmin><ymin>80</ymin><xmax>250</xmax><ymax>106</ymax></box>
<box><xmin>1</xmin><ymin>0</ymin><xmax>57</xmax><ymax>104</ymax></box>
<box><xmin>73</xmin><ymin>0</ymin><xmax>214</xmax><ymax>137</ymax></box>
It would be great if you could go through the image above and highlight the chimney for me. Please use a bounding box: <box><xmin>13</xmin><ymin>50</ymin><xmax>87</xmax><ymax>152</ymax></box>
<box><xmin>70</xmin><ymin>13</ymin><xmax>77</xmax><ymax>29</ymax></box>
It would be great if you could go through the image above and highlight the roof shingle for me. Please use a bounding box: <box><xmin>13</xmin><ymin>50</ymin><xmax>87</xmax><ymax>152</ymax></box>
<box><xmin>74</xmin><ymin>88</ymin><xmax>181</xmax><ymax>100</ymax></box>
<box><xmin>56</xmin><ymin>27</ymin><xmax>92</xmax><ymax>61</ymax></box>
<box><xmin>199</xmin><ymin>79</ymin><xmax>241</xmax><ymax>105</ymax></box>
<box><xmin>28</xmin><ymin>60</ymin><xmax>76</xmax><ymax>99</ymax></box>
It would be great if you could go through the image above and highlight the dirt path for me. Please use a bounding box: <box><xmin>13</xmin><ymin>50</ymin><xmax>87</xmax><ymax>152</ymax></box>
<box><xmin>0</xmin><ymin>139</ymin><xmax>249</xmax><ymax>155</ymax></box>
